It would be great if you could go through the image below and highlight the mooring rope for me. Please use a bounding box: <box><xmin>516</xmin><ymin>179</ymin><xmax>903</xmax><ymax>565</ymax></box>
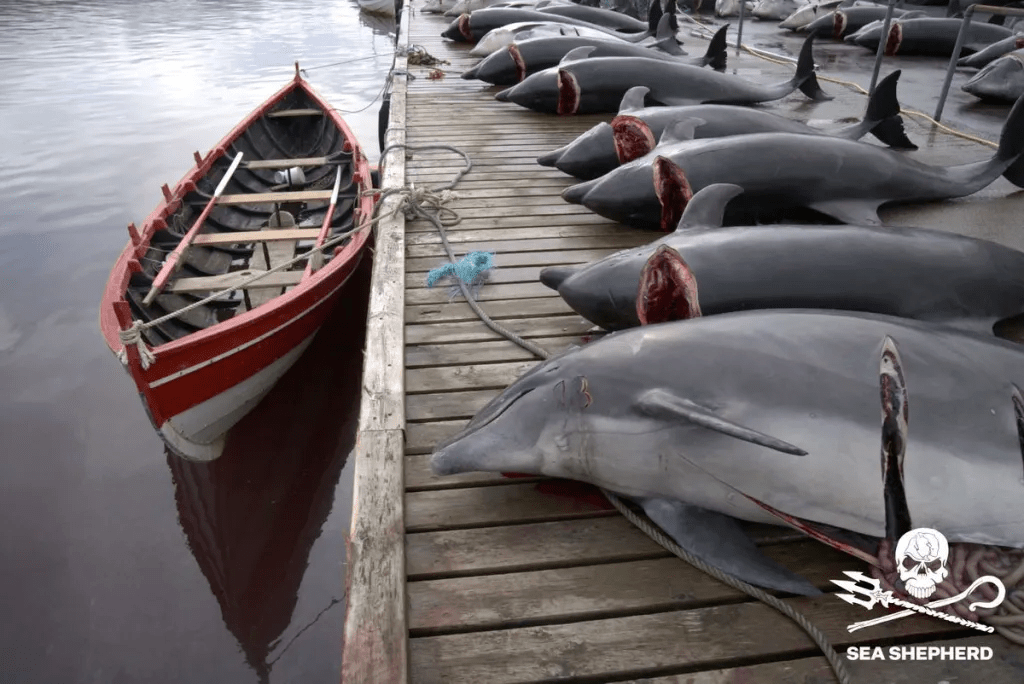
<box><xmin>406</xmin><ymin>142</ymin><xmax>850</xmax><ymax>684</ymax></box>
<box><xmin>678</xmin><ymin>14</ymin><xmax>999</xmax><ymax>149</ymax></box>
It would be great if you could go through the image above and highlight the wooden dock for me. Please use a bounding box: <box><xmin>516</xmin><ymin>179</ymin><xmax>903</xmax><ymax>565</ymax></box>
<box><xmin>342</xmin><ymin>4</ymin><xmax>1024</xmax><ymax>682</ymax></box>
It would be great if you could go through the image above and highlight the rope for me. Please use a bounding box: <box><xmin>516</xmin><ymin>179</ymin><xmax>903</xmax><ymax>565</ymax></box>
<box><xmin>872</xmin><ymin>542</ymin><xmax>1024</xmax><ymax>643</ymax></box>
<box><xmin>603</xmin><ymin>490</ymin><xmax>852</xmax><ymax>684</ymax></box>
<box><xmin>678</xmin><ymin>15</ymin><xmax>999</xmax><ymax>149</ymax></box>
<box><xmin>409</xmin><ymin>141</ymin><xmax>849</xmax><ymax>683</ymax></box>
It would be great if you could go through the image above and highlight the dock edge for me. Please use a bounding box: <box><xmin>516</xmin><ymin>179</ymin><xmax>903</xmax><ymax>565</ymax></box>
<box><xmin>341</xmin><ymin>5</ymin><xmax>411</xmax><ymax>683</ymax></box>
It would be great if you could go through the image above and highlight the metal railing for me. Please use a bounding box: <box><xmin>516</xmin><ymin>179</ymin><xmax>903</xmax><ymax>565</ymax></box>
<box><xmin>934</xmin><ymin>3</ymin><xmax>1024</xmax><ymax>121</ymax></box>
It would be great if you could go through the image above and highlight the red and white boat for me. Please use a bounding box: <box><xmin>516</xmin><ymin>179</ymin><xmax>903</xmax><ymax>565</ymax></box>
<box><xmin>99</xmin><ymin>66</ymin><xmax>376</xmax><ymax>462</ymax></box>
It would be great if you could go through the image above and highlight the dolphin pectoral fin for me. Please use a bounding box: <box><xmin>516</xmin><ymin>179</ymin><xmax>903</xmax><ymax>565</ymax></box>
<box><xmin>807</xmin><ymin>199</ymin><xmax>882</xmax><ymax>225</ymax></box>
<box><xmin>635</xmin><ymin>389</ymin><xmax>808</xmax><ymax>456</ymax></box>
<box><xmin>625</xmin><ymin>496</ymin><xmax>823</xmax><ymax>596</ymax></box>
<box><xmin>676</xmin><ymin>183</ymin><xmax>744</xmax><ymax>230</ymax></box>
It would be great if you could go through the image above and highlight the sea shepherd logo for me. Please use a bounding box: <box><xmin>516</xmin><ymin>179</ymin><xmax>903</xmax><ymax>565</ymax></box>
<box><xmin>833</xmin><ymin>527</ymin><xmax>1006</xmax><ymax>660</ymax></box>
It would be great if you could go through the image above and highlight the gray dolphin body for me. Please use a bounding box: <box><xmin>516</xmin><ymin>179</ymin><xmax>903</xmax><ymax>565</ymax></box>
<box><xmin>538</xmin><ymin>70</ymin><xmax>913</xmax><ymax>180</ymax></box>
<box><xmin>958</xmin><ymin>34</ymin><xmax>1024</xmax><ymax>68</ymax></box>
<box><xmin>853</xmin><ymin>17</ymin><xmax>1014</xmax><ymax>56</ymax></box>
<box><xmin>562</xmin><ymin>93</ymin><xmax>1024</xmax><ymax>229</ymax></box>
<box><xmin>496</xmin><ymin>33</ymin><xmax>828</xmax><ymax>114</ymax></box>
<box><xmin>804</xmin><ymin>7</ymin><xmax>923</xmax><ymax>38</ymax></box>
<box><xmin>442</xmin><ymin>7</ymin><xmax>654</xmax><ymax>42</ymax></box>
<box><xmin>963</xmin><ymin>48</ymin><xmax>1024</xmax><ymax>102</ymax></box>
<box><xmin>535</xmin><ymin>3</ymin><xmax>650</xmax><ymax>31</ymax></box>
<box><xmin>463</xmin><ymin>26</ymin><xmax>728</xmax><ymax>86</ymax></box>
<box><xmin>539</xmin><ymin>184</ymin><xmax>1024</xmax><ymax>332</ymax></box>
<box><xmin>430</xmin><ymin>310</ymin><xmax>1024</xmax><ymax>589</ymax></box>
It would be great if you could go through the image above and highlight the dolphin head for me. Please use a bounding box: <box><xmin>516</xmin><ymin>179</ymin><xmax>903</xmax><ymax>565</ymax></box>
<box><xmin>963</xmin><ymin>54</ymin><xmax>1024</xmax><ymax>102</ymax></box>
<box><xmin>465</xmin><ymin>45</ymin><xmax>520</xmax><ymax>83</ymax></box>
<box><xmin>431</xmin><ymin>349</ymin><xmax>604</xmax><ymax>477</ymax></box>
<box><xmin>546</xmin><ymin>247</ymin><xmax>650</xmax><ymax>329</ymax></box>
<box><xmin>551</xmin><ymin>122</ymin><xmax>619</xmax><ymax>179</ymax></box>
<box><xmin>851</xmin><ymin>21</ymin><xmax>882</xmax><ymax>48</ymax></box>
<box><xmin>494</xmin><ymin>68</ymin><xmax>559</xmax><ymax>111</ymax></box>
<box><xmin>442</xmin><ymin>14</ymin><xmax>474</xmax><ymax>42</ymax></box>
<box><xmin>561</xmin><ymin>159</ymin><xmax>663</xmax><ymax>228</ymax></box>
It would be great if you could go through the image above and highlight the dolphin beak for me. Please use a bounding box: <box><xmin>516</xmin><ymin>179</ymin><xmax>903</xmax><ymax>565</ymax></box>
<box><xmin>495</xmin><ymin>88</ymin><xmax>512</xmax><ymax>102</ymax></box>
<box><xmin>537</xmin><ymin>146</ymin><xmax>567</xmax><ymax>167</ymax></box>
<box><xmin>462</xmin><ymin>66</ymin><xmax>479</xmax><ymax>80</ymax></box>
<box><xmin>539</xmin><ymin>266</ymin><xmax>579</xmax><ymax>290</ymax></box>
<box><xmin>562</xmin><ymin>179</ymin><xmax>597</xmax><ymax>205</ymax></box>
<box><xmin>442</xmin><ymin>24</ymin><xmax>459</xmax><ymax>40</ymax></box>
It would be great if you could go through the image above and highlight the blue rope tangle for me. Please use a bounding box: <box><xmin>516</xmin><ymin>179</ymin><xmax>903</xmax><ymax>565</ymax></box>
<box><xmin>426</xmin><ymin>251</ymin><xmax>495</xmax><ymax>288</ymax></box>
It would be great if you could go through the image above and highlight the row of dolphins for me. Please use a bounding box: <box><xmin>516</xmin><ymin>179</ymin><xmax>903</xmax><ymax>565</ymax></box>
<box><xmin>429</xmin><ymin>0</ymin><xmax>1024</xmax><ymax>606</ymax></box>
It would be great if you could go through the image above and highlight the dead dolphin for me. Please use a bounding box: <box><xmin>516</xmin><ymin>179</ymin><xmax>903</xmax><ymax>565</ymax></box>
<box><xmin>538</xmin><ymin>69</ymin><xmax>914</xmax><ymax>180</ymax></box>
<box><xmin>751</xmin><ymin>0</ymin><xmax>801</xmax><ymax>21</ymax></box>
<box><xmin>463</xmin><ymin>21</ymin><xmax>728</xmax><ymax>85</ymax></box>
<box><xmin>540</xmin><ymin>183</ymin><xmax>1024</xmax><ymax>332</ymax></box>
<box><xmin>778</xmin><ymin>0</ymin><xmax>846</xmax><ymax>31</ymax></box>
<box><xmin>470</xmin><ymin>21</ymin><xmax>625</xmax><ymax>57</ymax></box>
<box><xmin>442</xmin><ymin>7</ymin><xmax>658</xmax><ymax>43</ymax></box>
<box><xmin>430</xmin><ymin>309</ymin><xmax>1024</xmax><ymax>591</ymax></box>
<box><xmin>963</xmin><ymin>48</ymin><xmax>1024</xmax><ymax>102</ymax></box>
<box><xmin>561</xmin><ymin>93</ymin><xmax>1024</xmax><ymax>229</ymax></box>
<box><xmin>496</xmin><ymin>32</ymin><xmax>828</xmax><ymax>115</ymax></box>
<box><xmin>804</xmin><ymin>7</ymin><xmax>924</xmax><ymax>39</ymax></box>
<box><xmin>957</xmin><ymin>34</ymin><xmax>1024</xmax><ymax>68</ymax></box>
<box><xmin>534</xmin><ymin>2</ymin><xmax>651</xmax><ymax>31</ymax></box>
<box><xmin>853</xmin><ymin>17</ymin><xmax>1014</xmax><ymax>56</ymax></box>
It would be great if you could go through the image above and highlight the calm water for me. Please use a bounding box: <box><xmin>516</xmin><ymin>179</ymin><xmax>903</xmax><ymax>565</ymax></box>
<box><xmin>0</xmin><ymin>1</ymin><xmax>395</xmax><ymax>682</ymax></box>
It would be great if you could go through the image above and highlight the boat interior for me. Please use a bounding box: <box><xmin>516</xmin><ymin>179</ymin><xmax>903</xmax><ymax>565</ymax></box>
<box><xmin>125</xmin><ymin>87</ymin><xmax>364</xmax><ymax>348</ymax></box>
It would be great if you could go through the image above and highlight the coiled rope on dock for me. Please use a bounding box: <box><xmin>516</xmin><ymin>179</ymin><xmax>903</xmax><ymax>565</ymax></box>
<box><xmin>402</xmin><ymin>142</ymin><xmax>851</xmax><ymax>684</ymax></box>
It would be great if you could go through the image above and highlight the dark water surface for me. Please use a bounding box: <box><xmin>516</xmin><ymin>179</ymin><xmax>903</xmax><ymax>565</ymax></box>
<box><xmin>0</xmin><ymin>2</ymin><xmax>395</xmax><ymax>682</ymax></box>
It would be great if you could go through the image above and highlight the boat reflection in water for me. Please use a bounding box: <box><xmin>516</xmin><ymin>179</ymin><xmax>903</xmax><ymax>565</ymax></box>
<box><xmin>166</xmin><ymin>256</ymin><xmax>372</xmax><ymax>682</ymax></box>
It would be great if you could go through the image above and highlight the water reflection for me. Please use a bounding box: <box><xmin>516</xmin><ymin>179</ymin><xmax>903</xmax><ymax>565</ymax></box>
<box><xmin>0</xmin><ymin>0</ymin><xmax>387</xmax><ymax>680</ymax></box>
<box><xmin>167</xmin><ymin>256</ymin><xmax>370</xmax><ymax>683</ymax></box>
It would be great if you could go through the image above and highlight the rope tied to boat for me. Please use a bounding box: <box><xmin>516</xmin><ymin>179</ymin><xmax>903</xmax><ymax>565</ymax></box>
<box><xmin>117</xmin><ymin>320</ymin><xmax>157</xmax><ymax>370</ymax></box>
<box><xmin>401</xmin><ymin>141</ymin><xmax>850</xmax><ymax>683</ymax></box>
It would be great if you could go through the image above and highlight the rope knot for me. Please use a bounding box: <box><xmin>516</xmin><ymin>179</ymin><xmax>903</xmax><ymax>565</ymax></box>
<box><xmin>117</xmin><ymin>320</ymin><xmax>157</xmax><ymax>370</ymax></box>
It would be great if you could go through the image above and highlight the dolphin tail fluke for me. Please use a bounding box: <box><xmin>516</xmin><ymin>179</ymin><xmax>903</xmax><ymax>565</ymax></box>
<box><xmin>652</xmin><ymin>14</ymin><xmax>687</xmax><ymax>56</ymax></box>
<box><xmin>861</xmin><ymin>70</ymin><xmax>916</xmax><ymax>149</ymax></box>
<box><xmin>704</xmin><ymin>25</ymin><xmax>729</xmax><ymax>72</ymax></box>
<box><xmin>636</xmin><ymin>388</ymin><xmax>808</xmax><ymax>456</ymax></box>
<box><xmin>539</xmin><ymin>265</ymin><xmax>579</xmax><ymax>290</ymax></box>
<box><xmin>997</xmin><ymin>93</ymin><xmax>1024</xmax><ymax>164</ymax></box>
<box><xmin>792</xmin><ymin>34</ymin><xmax>832</xmax><ymax>101</ymax></box>
<box><xmin>625</xmin><ymin>496</ymin><xmax>824</xmax><ymax>597</ymax></box>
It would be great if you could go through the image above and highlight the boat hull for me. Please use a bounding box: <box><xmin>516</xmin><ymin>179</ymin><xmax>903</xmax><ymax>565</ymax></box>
<box><xmin>359</xmin><ymin>0</ymin><xmax>397</xmax><ymax>16</ymax></box>
<box><xmin>99</xmin><ymin>73</ymin><xmax>375</xmax><ymax>461</ymax></box>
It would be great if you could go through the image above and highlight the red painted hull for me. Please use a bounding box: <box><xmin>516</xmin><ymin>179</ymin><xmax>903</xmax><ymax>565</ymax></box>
<box><xmin>99</xmin><ymin>73</ymin><xmax>375</xmax><ymax>460</ymax></box>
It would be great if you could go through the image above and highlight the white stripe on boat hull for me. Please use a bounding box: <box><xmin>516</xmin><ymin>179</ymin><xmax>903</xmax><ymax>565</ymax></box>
<box><xmin>159</xmin><ymin>333</ymin><xmax>317</xmax><ymax>462</ymax></box>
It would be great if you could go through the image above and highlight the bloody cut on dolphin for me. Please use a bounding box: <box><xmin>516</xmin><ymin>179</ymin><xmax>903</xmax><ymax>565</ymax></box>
<box><xmin>561</xmin><ymin>92</ymin><xmax>1024</xmax><ymax>229</ymax></box>
<box><xmin>431</xmin><ymin>310</ymin><xmax>1024</xmax><ymax>593</ymax></box>
<box><xmin>538</xmin><ymin>69</ymin><xmax>914</xmax><ymax>180</ymax></box>
<box><xmin>540</xmin><ymin>183</ymin><xmax>1024</xmax><ymax>334</ymax></box>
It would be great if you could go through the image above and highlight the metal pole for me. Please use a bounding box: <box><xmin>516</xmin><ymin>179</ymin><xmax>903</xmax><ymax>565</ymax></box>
<box><xmin>868</xmin><ymin>0</ymin><xmax>899</xmax><ymax>95</ymax></box>
<box><xmin>736</xmin><ymin>0</ymin><xmax>745</xmax><ymax>57</ymax></box>
<box><xmin>934</xmin><ymin>4</ymin><xmax>976</xmax><ymax>122</ymax></box>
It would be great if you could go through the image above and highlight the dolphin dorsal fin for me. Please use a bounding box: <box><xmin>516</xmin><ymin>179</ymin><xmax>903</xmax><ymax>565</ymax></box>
<box><xmin>676</xmin><ymin>183</ymin><xmax>744</xmax><ymax>230</ymax></box>
<box><xmin>560</xmin><ymin>46</ymin><xmax>597</xmax><ymax>65</ymax></box>
<box><xmin>619</xmin><ymin>86</ymin><xmax>650</xmax><ymax>114</ymax></box>
<box><xmin>636</xmin><ymin>389</ymin><xmax>808</xmax><ymax>455</ymax></box>
<box><xmin>659</xmin><ymin>118</ymin><xmax>706</xmax><ymax>146</ymax></box>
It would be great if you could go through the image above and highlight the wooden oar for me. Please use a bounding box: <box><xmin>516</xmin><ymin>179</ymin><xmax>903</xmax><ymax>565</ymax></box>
<box><xmin>306</xmin><ymin>166</ymin><xmax>344</xmax><ymax>275</ymax></box>
<box><xmin>143</xmin><ymin>151</ymin><xmax>244</xmax><ymax>306</ymax></box>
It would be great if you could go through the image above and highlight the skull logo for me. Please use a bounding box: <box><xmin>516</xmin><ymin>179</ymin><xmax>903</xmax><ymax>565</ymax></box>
<box><xmin>894</xmin><ymin>528</ymin><xmax>949</xmax><ymax>600</ymax></box>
